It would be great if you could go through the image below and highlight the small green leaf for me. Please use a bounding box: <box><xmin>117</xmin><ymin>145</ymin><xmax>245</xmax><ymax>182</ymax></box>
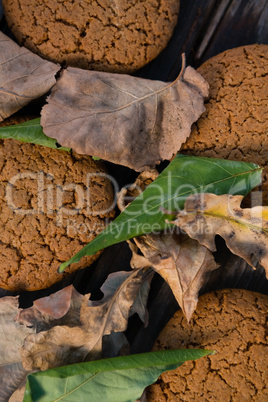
<box><xmin>0</xmin><ymin>118</ymin><xmax>70</xmax><ymax>151</ymax></box>
<box><xmin>23</xmin><ymin>349</ymin><xmax>214</xmax><ymax>402</ymax></box>
<box><xmin>59</xmin><ymin>154</ymin><xmax>262</xmax><ymax>272</ymax></box>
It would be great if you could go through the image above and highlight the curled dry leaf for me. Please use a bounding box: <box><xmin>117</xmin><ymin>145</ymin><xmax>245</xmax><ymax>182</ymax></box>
<box><xmin>80</xmin><ymin>268</ymin><xmax>153</xmax><ymax>358</ymax></box>
<box><xmin>0</xmin><ymin>296</ymin><xmax>34</xmax><ymax>401</ymax></box>
<box><xmin>0</xmin><ymin>32</ymin><xmax>59</xmax><ymax>121</ymax></box>
<box><xmin>17</xmin><ymin>285</ymin><xmax>84</xmax><ymax>332</ymax></box>
<box><xmin>21</xmin><ymin>269</ymin><xmax>152</xmax><ymax>371</ymax></box>
<box><xmin>130</xmin><ymin>232</ymin><xmax>218</xmax><ymax>322</ymax></box>
<box><xmin>170</xmin><ymin>193</ymin><xmax>268</xmax><ymax>276</ymax></box>
<box><xmin>41</xmin><ymin>57</ymin><xmax>209</xmax><ymax>171</ymax></box>
<box><xmin>129</xmin><ymin>274</ymin><xmax>153</xmax><ymax>327</ymax></box>
<box><xmin>119</xmin><ymin>169</ymin><xmax>217</xmax><ymax>322</ymax></box>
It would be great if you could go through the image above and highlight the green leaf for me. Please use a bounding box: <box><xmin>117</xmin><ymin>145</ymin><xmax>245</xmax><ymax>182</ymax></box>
<box><xmin>59</xmin><ymin>154</ymin><xmax>262</xmax><ymax>272</ymax></box>
<box><xmin>23</xmin><ymin>348</ymin><xmax>214</xmax><ymax>402</ymax></box>
<box><xmin>0</xmin><ymin>118</ymin><xmax>70</xmax><ymax>151</ymax></box>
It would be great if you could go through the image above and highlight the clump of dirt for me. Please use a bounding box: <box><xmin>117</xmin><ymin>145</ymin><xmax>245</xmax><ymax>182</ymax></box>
<box><xmin>147</xmin><ymin>288</ymin><xmax>268</xmax><ymax>401</ymax></box>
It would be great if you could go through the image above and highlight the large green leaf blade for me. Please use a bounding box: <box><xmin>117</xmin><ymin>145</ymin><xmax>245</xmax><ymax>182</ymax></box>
<box><xmin>23</xmin><ymin>349</ymin><xmax>213</xmax><ymax>402</ymax></box>
<box><xmin>0</xmin><ymin>118</ymin><xmax>70</xmax><ymax>151</ymax></box>
<box><xmin>59</xmin><ymin>154</ymin><xmax>262</xmax><ymax>272</ymax></box>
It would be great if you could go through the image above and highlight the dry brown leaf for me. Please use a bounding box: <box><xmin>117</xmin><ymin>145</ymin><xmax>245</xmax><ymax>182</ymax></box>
<box><xmin>0</xmin><ymin>296</ymin><xmax>33</xmax><ymax>401</ymax></box>
<box><xmin>80</xmin><ymin>268</ymin><xmax>152</xmax><ymax>358</ymax></box>
<box><xmin>130</xmin><ymin>232</ymin><xmax>218</xmax><ymax>322</ymax></box>
<box><xmin>170</xmin><ymin>193</ymin><xmax>268</xmax><ymax>276</ymax></box>
<box><xmin>119</xmin><ymin>170</ymin><xmax>217</xmax><ymax>321</ymax></box>
<box><xmin>0</xmin><ymin>32</ymin><xmax>59</xmax><ymax>121</ymax></box>
<box><xmin>129</xmin><ymin>275</ymin><xmax>153</xmax><ymax>327</ymax></box>
<box><xmin>21</xmin><ymin>325</ymin><xmax>90</xmax><ymax>371</ymax></box>
<box><xmin>17</xmin><ymin>285</ymin><xmax>84</xmax><ymax>332</ymax></box>
<box><xmin>0</xmin><ymin>285</ymin><xmax>86</xmax><ymax>397</ymax></box>
<box><xmin>21</xmin><ymin>269</ymin><xmax>152</xmax><ymax>371</ymax></box>
<box><xmin>41</xmin><ymin>59</ymin><xmax>209</xmax><ymax>171</ymax></box>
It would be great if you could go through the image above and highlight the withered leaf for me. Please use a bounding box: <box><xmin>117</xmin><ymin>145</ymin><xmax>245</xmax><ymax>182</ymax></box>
<box><xmin>120</xmin><ymin>170</ymin><xmax>217</xmax><ymax>321</ymax></box>
<box><xmin>86</xmin><ymin>268</ymin><xmax>153</xmax><ymax>333</ymax></box>
<box><xmin>0</xmin><ymin>296</ymin><xmax>33</xmax><ymax>401</ymax></box>
<box><xmin>129</xmin><ymin>273</ymin><xmax>153</xmax><ymax>327</ymax></box>
<box><xmin>130</xmin><ymin>232</ymin><xmax>218</xmax><ymax>322</ymax></box>
<box><xmin>0</xmin><ymin>32</ymin><xmax>59</xmax><ymax>121</ymax></box>
<box><xmin>41</xmin><ymin>59</ymin><xmax>209</xmax><ymax>171</ymax></box>
<box><xmin>21</xmin><ymin>325</ymin><xmax>91</xmax><ymax>372</ymax></box>
<box><xmin>78</xmin><ymin>269</ymin><xmax>151</xmax><ymax>359</ymax></box>
<box><xmin>21</xmin><ymin>269</ymin><xmax>152</xmax><ymax>371</ymax></box>
<box><xmin>17</xmin><ymin>285</ymin><xmax>84</xmax><ymax>332</ymax></box>
<box><xmin>171</xmin><ymin>193</ymin><xmax>268</xmax><ymax>276</ymax></box>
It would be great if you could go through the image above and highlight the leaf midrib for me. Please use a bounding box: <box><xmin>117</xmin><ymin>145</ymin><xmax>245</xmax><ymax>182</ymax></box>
<box><xmin>44</xmin><ymin>67</ymin><xmax>185</xmax><ymax>129</ymax></box>
<box><xmin>53</xmin><ymin>372</ymin><xmax>99</xmax><ymax>401</ymax></box>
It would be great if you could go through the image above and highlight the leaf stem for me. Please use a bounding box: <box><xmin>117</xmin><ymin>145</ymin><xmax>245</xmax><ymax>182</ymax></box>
<box><xmin>175</xmin><ymin>53</ymin><xmax>186</xmax><ymax>82</ymax></box>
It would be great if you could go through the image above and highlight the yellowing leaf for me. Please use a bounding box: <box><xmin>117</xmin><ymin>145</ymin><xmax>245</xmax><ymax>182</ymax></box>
<box><xmin>41</xmin><ymin>58</ymin><xmax>209</xmax><ymax>171</ymax></box>
<box><xmin>170</xmin><ymin>193</ymin><xmax>268</xmax><ymax>275</ymax></box>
